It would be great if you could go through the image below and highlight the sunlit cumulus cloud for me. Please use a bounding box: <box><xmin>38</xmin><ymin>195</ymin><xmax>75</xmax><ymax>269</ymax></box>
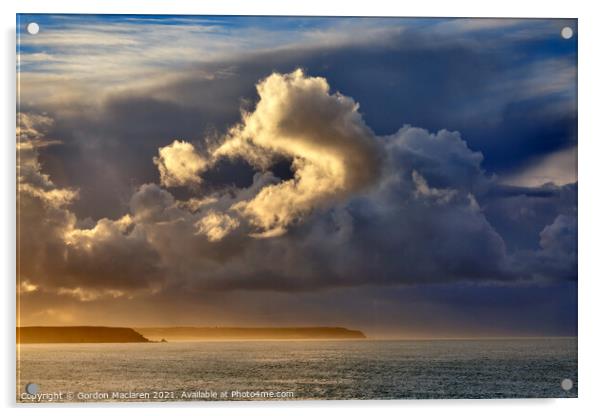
<box><xmin>212</xmin><ymin>69</ymin><xmax>381</xmax><ymax>236</ymax></box>
<box><xmin>17</xmin><ymin>70</ymin><xmax>577</xmax><ymax>299</ymax></box>
<box><xmin>153</xmin><ymin>140</ymin><xmax>209</xmax><ymax>188</ymax></box>
<box><xmin>154</xmin><ymin>69</ymin><xmax>382</xmax><ymax>237</ymax></box>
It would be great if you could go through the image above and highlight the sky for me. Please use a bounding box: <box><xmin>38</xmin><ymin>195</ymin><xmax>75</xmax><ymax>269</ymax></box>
<box><xmin>16</xmin><ymin>15</ymin><xmax>577</xmax><ymax>337</ymax></box>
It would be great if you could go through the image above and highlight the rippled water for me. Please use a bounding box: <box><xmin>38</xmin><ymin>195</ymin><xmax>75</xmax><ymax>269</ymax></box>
<box><xmin>17</xmin><ymin>338</ymin><xmax>577</xmax><ymax>402</ymax></box>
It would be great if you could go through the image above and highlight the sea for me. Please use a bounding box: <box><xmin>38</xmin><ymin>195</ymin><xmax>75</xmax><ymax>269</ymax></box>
<box><xmin>16</xmin><ymin>338</ymin><xmax>577</xmax><ymax>402</ymax></box>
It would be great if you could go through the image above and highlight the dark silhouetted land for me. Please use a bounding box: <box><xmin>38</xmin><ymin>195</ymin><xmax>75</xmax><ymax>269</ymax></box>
<box><xmin>136</xmin><ymin>327</ymin><xmax>367</xmax><ymax>341</ymax></box>
<box><xmin>17</xmin><ymin>326</ymin><xmax>150</xmax><ymax>343</ymax></box>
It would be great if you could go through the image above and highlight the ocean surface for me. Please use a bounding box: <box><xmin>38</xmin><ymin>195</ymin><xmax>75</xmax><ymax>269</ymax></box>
<box><xmin>17</xmin><ymin>338</ymin><xmax>577</xmax><ymax>402</ymax></box>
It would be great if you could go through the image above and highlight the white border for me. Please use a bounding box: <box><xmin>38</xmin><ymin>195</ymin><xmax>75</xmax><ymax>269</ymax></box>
<box><xmin>2</xmin><ymin>1</ymin><xmax>601</xmax><ymax>415</ymax></box>
<box><xmin>7</xmin><ymin>0</ymin><xmax>585</xmax><ymax>18</ymax></box>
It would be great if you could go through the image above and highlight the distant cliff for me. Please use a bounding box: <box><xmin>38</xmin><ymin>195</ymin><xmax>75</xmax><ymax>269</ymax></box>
<box><xmin>17</xmin><ymin>326</ymin><xmax>150</xmax><ymax>343</ymax></box>
<box><xmin>136</xmin><ymin>326</ymin><xmax>367</xmax><ymax>341</ymax></box>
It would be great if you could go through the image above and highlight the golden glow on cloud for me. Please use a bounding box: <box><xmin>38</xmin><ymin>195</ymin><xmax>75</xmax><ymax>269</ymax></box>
<box><xmin>217</xmin><ymin>69</ymin><xmax>381</xmax><ymax>236</ymax></box>
<box><xmin>19</xmin><ymin>183</ymin><xmax>78</xmax><ymax>209</ymax></box>
<box><xmin>156</xmin><ymin>69</ymin><xmax>382</xmax><ymax>237</ymax></box>
<box><xmin>19</xmin><ymin>281</ymin><xmax>39</xmax><ymax>293</ymax></box>
<box><xmin>195</xmin><ymin>210</ymin><xmax>240</xmax><ymax>242</ymax></box>
<box><xmin>17</xmin><ymin>113</ymin><xmax>78</xmax><ymax>209</ymax></box>
<box><xmin>56</xmin><ymin>287</ymin><xmax>127</xmax><ymax>302</ymax></box>
<box><xmin>153</xmin><ymin>140</ymin><xmax>208</xmax><ymax>188</ymax></box>
<box><xmin>64</xmin><ymin>215</ymin><xmax>133</xmax><ymax>248</ymax></box>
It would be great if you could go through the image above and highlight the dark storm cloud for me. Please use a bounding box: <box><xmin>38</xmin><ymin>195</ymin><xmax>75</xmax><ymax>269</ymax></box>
<box><xmin>16</xmin><ymin>16</ymin><xmax>577</xmax><ymax>338</ymax></box>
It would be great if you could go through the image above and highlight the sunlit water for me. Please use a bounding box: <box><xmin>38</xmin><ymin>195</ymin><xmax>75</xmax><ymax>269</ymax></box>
<box><xmin>17</xmin><ymin>338</ymin><xmax>577</xmax><ymax>402</ymax></box>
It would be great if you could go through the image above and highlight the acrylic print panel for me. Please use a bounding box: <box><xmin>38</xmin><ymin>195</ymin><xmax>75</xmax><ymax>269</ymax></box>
<box><xmin>16</xmin><ymin>14</ymin><xmax>577</xmax><ymax>402</ymax></box>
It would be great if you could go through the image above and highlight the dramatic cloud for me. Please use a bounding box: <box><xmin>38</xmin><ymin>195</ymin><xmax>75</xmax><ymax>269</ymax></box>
<box><xmin>17</xmin><ymin>69</ymin><xmax>577</xmax><ymax>302</ymax></box>
<box><xmin>153</xmin><ymin>69</ymin><xmax>382</xmax><ymax>237</ymax></box>
<box><xmin>19</xmin><ymin>70</ymin><xmax>576</xmax><ymax>301</ymax></box>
